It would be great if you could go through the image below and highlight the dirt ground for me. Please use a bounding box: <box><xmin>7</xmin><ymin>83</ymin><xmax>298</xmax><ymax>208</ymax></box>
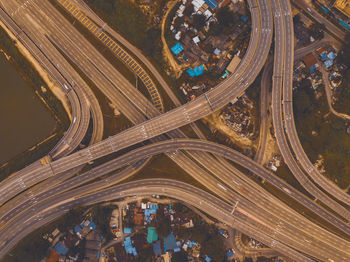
<box><xmin>203</xmin><ymin>111</ymin><xmax>255</xmax><ymax>148</ymax></box>
<box><xmin>0</xmin><ymin>20</ymin><xmax>72</xmax><ymax>120</ymax></box>
<box><xmin>161</xmin><ymin>0</ymin><xmax>185</xmax><ymax>78</ymax></box>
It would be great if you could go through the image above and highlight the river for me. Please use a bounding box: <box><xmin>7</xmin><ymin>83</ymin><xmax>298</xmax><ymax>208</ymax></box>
<box><xmin>0</xmin><ymin>53</ymin><xmax>56</xmax><ymax>165</ymax></box>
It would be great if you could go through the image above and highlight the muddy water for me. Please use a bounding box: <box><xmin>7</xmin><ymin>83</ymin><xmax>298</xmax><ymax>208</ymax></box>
<box><xmin>0</xmin><ymin>53</ymin><xmax>55</xmax><ymax>165</ymax></box>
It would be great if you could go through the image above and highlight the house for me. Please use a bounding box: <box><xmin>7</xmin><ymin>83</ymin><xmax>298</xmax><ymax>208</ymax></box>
<box><xmin>204</xmin><ymin>0</ymin><xmax>218</xmax><ymax>9</ymax></box>
<box><xmin>226</xmin><ymin>55</ymin><xmax>241</xmax><ymax>73</ymax></box>
<box><xmin>147</xmin><ymin>227</ymin><xmax>159</xmax><ymax>243</ymax></box>
<box><xmin>54</xmin><ymin>243</ymin><xmax>68</xmax><ymax>256</ymax></box>
<box><xmin>164</xmin><ymin>233</ymin><xmax>177</xmax><ymax>252</ymax></box>
<box><xmin>188</xmin><ymin>64</ymin><xmax>206</xmax><ymax>77</ymax></box>
<box><xmin>302</xmin><ymin>53</ymin><xmax>319</xmax><ymax>72</ymax></box>
<box><xmin>205</xmin><ymin>256</ymin><xmax>212</xmax><ymax>262</ymax></box>
<box><xmin>123</xmin><ymin>228</ymin><xmax>132</xmax><ymax>234</ymax></box>
<box><xmin>124</xmin><ymin>237</ymin><xmax>138</xmax><ymax>256</ymax></box>
<box><xmin>153</xmin><ymin>240</ymin><xmax>162</xmax><ymax>255</ymax></box>
<box><xmin>193</xmin><ymin>36</ymin><xmax>201</xmax><ymax>44</ymax></box>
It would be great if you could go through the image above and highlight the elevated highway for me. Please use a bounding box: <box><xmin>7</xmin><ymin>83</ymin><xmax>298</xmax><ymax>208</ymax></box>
<box><xmin>1</xmin><ymin>178</ymin><xmax>349</xmax><ymax>261</ymax></box>
<box><xmin>0</xmin><ymin>0</ymin><xmax>272</xmax><ymax>205</ymax></box>
<box><xmin>271</xmin><ymin>0</ymin><xmax>350</xmax><ymax>221</ymax></box>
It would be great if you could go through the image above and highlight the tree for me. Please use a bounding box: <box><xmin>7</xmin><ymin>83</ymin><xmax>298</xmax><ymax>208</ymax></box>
<box><xmin>172</xmin><ymin>250</ymin><xmax>189</xmax><ymax>262</ymax></box>
<box><xmin>216</xmin><ymin>7</ymin><xmax>235</xmax><ymax>25</ymax></box>
<box><xmin>192</xmin><ymin>14</ymin><xmax>207</xmax><ymax>29</ymax></box>
<box><xmin>309</xmin><ymin>22</ymin><xmax>325</xmax><ymax>40</ymax></box>
<box><xmin>201</xmin><ymin>236</ymin><xmax>225</xmax><ymax>262</ymax></box>
<box><xmin>184</xmin><ymin>4</ymin><xmax>194</xmax><ymax>17</ymax></box>
<box><xmin>293</xmin><ymin>14</ymin><xmax>301</xmax><ymax>25</ymax></box>
<box><xmin>208</xmin><ymin>22</ymin><xmax>221</xmax><ymax>36</ymax></box>
<box><xmin>294</xmin><ymin>89</ymin><xmax>311</xmax><ymax>114</ymax></box>
<box><xmin>173</xmin><ymin>16</ymin><xmax>185</xmax><ymax>30</ymax></box>
<box><xmin>155</xmin><ymin>209</ymin><xmax>171</xmax><ymax>238</ymax></box>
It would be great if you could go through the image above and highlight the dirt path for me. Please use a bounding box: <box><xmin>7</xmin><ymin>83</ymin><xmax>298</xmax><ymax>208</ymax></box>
<box><xmin>0</xmin><ymin>21</ymin><xmax>72</xmax><ymax>120</ymax></box>
<box><xmin>161</xmin><ymin>0</ymin><xmax>184</xmax><ymax>78</ymax></box>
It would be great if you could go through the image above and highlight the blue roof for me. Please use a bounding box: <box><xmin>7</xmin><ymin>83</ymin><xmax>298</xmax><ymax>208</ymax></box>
<box><xmin>74</xmin><ymin>225</ymin><xmax>82</xmax><ymax>233</ymax></box>
<box><xmin>55</xmin><ymin>243</ymin><xmax>68</xmax><ymax>256</ymax></box>
<box><xmin>89</xmin><ymin>221</ymin><xmax>96</xmax><ymax>230</ymax></box>
<box><xmin>339</xmin><ymin>20</ymin><xmax>350</xmax><ymax>30</ymax></box>
<box><xmin>164</xmin><ymin>233</ymin><xmax>177</xmax><ymax>252</ymax></box>
<box><xmin>324</xmin><ymin>59</ymin><xmax>333</xmax><ymax>67</ymax></box>
<box><xmin>227</xmin><ymin>250</ymin><xmax>234</xmax><ymax>258</ymax></box>
<box><xmin>204</xmin><ymin>0</ymin><xmax>218</xmax><ymax>9</ymax></box>
<box><xmin>241</xmin><ymin>16</ymin><xmax>248</xmax><ymax>22</ymax></box>
<box><xmin>171</xmin><ymin>42</ymin><xmax>184</xmax><ymax>55</ymax></box>
<box><xmin>327</xmin><ymin>52</ymin><xmax>336</xmax><ymax>60</ymax></box>
<box><xmin>147</xmin><ymin>227</ymin><xmax>158</xmax><ymax>243</ymax></box>
<box><xmin>124</xmin><ymin>236</ymin><xmax>137</xmax><ymax>256</ymax></box>
<box><xmin>309</xmin><ymin>64</ymin><xmax>316</xmax><ymax>74</ymax></box>
<box><xmin>124</xmin><ymin>227</ymin><xmax>132</xmax><ymax>234</ymax></box>
<box><xmin>205</xmin><ymin>256</ymin><xmax>212</xmax><ymax>262</ymax></box>
<box><xmin>187</xmin><ymin>64</ymin><xmax>205</xmax><ymax>77</ymax></box>
<box><xmin>153</xmin><ymin>241</ymin><xmax>162</xmax><ymax>255</ymax></box>
<box><xmin>320</xmin><ymin>52</ymin><xmax>327</xmax><ymax>60</ymax></box>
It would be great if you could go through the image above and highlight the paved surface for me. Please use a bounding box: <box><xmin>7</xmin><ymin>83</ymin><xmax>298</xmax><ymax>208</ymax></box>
<box><xmin>0</xmin><ymin>0</ymin><xmax>349</xmax><ymax>260</ymax></box>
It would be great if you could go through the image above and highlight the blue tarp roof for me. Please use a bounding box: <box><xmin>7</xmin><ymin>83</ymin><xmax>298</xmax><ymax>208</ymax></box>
<box><xmin>339</xmin><ymin>20</ymin><xmax>350</xmax><ymax>30</ymax></box>
<box><xmin>89</xmin><ymin>221</ymin><xmax>96</xmax><ymax>230</ymax></box>
<box><xmin>227</xmin><ymin>250</ymin><xmax>234</xmax><ymax>258</ymax></box>
<box><xmin>324</xmin><ymin>59</ymin><xmax>333</xmax><ymax>67</ymax></box>
<box><xmin>153</xmin><ymin>241</ymin><xmax>162</xmax><ymax>255</ymax></box>
<box><xmin>55</xmin><ymin>243</ymin><xmax>68</xmax><ymax>256</ymax></box>
<box><xmin>187</xmin><ymin>64</ymin><xmax>205</xmax><ymax>77</ymax></box>
<box><xmin>205</xmin><ymin>256</ymin><xmax>212</xmax><ymax>262</ymax></box>
<box><xmin>320</xmin><ymin>52</ymin><xmax>327</xmax><ymax>60</ymax></box>
<box><xmin>74</xmin><ymin>225</ymin><xmax>82</xmax><ymax>233</ymax></box>
<box><xmin>124</xmin><ymin>237</ymin><xmax>138</xmax><ymax>256</ymax></box>
<box><xmin>144</xmin><ymin>207</ymin><xmax>157</xmax><ymax>223</ymax></box>
<box><xmin>147</xmin><ymin>227</ymin><xmax>158</xmax><ymax>243</ymax></box>
<box><xmin>241</xmin><ymin>15</ymin><xmax>248</xmax><ymax>22</ymax></box>
<box><xmin>124</xmin><ymin>228</ymin><xmax>132</xmax><ymax>234</ymax></box>
<box><xmin>171</xmin><ymin>42</ymin><xmax>184</xmax><ymax>55</ymax></box>
<box><xmin>164</xmin><ymin>233</ymin><xmax>177</xmax><ymax>252</ymax></box>
<box><xmin>328</xmin><ymin>52</ymin><xmax>336</xmax><ymax>60</ymax></box>
<box><xmin>309</xmin><ymin>64</ymin><xmax>316</xmax><ymax>74</ymax></box>
<box><xmin>204</xmin><ymin>0</ymin><xmax>218</xmax><ymax>9</ymax></box>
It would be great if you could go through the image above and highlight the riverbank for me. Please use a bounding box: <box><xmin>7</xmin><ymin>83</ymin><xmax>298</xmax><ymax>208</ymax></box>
<box><xmin>0</xmin><ymin>20</ymin><xmax>72</xmax><ymax>120</ymax></box>
<box><xmin>0</xmin><ymin>21</ymin><xmax>70</xmax><ymax>180</ymax></box>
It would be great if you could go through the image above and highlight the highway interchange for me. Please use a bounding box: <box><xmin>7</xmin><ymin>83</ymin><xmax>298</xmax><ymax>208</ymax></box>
<box><xmin>0</xmin><ymin>0</ymin><xmax>350</xmax><ymax>260</ymax></box>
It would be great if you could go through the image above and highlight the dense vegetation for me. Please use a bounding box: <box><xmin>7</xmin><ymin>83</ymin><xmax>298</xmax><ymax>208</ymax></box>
<box><xmin>86</xmin><ymin>0</ymin><xmax>163</xmax><ymax>64</ymax></box>
<box><xmin>334</xmin><ymin>33</ymin><xmax>350</xmax><ymax>115</ymax></box>
<box><xmin>294</xmin><ymin>85</ymin><xmax>350</xmax><ymax>189</ymax></box>
<box><xmin>2</xmin><ymin>208</ymin><xmax>84</xmax><ymax>262</ymax></box>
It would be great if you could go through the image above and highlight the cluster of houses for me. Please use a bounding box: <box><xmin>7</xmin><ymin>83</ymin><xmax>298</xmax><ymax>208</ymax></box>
<box><xmin>102</xmin><ymin>200</ymin><xmax>233</xmax><ymax>261</ymax></box>
<box><xmin>220</xmin><ymin>94</ymin><xmax>254</xmax><ymax>138</ymax></box>
<box><xmin>45</xmin><ymin>218</ymin><xmax>102</xmax><ymax>262</ymax></box>
<box><xmin>169</xmin><ymin>0</ymin><xmax>248</xmax><ymax>79</ymax></box>
<box><xmin>294</xmin><ymin>45</ymin><xmax>344</xmax><ymax>91</ymax></box>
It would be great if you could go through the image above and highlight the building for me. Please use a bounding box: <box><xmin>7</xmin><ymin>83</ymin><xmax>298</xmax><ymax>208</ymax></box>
<box><xmin>164</xmin><ymin>233</ymin><xmax>177</xmax><ymax>252</ymax></box>
<box><xmin>54</xmin><ymin>243</ymin><xmax>68</xmax><ymax>256</ymax></box>
<box><xmin>147</xmin><ymin>227</ymin><xmax>159</xmax><ymax>243</ymax></box>
<box><xmin>187</xmin><ymin>64</ymin><xmax>206</xmax><ymax>77</ymax></box>
<box><xmin>171</xmin><ymin>42</ymin><xmax>184</xmax><ymax>56</ymax></box>
<box><xmin>226</xmin><ymin>55</ymin><xmax>241</xmax><ymax>73</ymax></box>
<box><xmin>333</xmin><ymin>0</ymin><xmax>350</xmax><ymax>18</ymax></box>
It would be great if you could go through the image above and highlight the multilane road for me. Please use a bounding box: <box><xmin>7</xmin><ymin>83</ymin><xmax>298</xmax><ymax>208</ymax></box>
<box><xmin>0</xmin><ymin>0</ymin><xmax>350</xmax><ymax>260</ymax></box>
